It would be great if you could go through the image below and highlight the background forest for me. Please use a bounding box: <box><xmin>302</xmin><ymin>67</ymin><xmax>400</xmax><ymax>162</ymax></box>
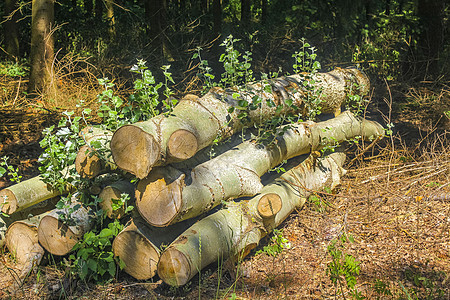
<box><xmin>0</xmin><ymin>0</ymin><xmax>449</xmax><ymax>299</ymax></box>
<box><xmin>1</xmin><ymin>0</ymin><xmax>449</xmax><ymax>95</ymax></box>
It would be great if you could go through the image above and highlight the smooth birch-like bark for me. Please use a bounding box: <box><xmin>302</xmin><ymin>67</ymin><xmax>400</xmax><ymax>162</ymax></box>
<box><xmin>111</xmin><ymin>68</ymin><xmax>369</xmax><ymax>178</ymax></box>
<box><xmin>0</xmin><ymin>175</ymin><xmax>66</xmax><ymax>214</ymax></box>
<box><xmin>136</xmin><ymin>111</ymin><xmax>383</xmax><ymax>227</ymax></box>
<box><xmin>157</xmin><ymin>152</ymin><xmax>346</xmax><ymax>286</ymax></box>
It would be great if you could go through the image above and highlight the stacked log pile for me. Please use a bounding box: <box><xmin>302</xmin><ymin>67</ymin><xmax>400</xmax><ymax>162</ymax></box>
<box><xmin>0</xmin><ymin>68</ymin><xmax>385</xmax><ymax>288</ymax></box>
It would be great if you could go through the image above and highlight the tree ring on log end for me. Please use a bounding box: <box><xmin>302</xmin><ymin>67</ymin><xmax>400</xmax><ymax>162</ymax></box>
<box><xmin>5</xmin><ymin>222</ymin><xmax>38</xmax><ymax>265</ymax></box>
<box><xmin>168</xmin><ymin>129</ymin><xmax>198</xmax><ymax>160</ymax></box>
<box><xmin>158</xmin><ymin>247</ymin><xmax>191</xmax><ymax>286</ymax></box>
<box><xmin>112</xmin><ymin>231</ymin><xmax>159</xmax><ymax>280</ymax></box>
<box><xmin>136</xmin><ymin>170</ymin><xmax>184</xmax><ymax>227</ymax></box>
<box><xmin>0</xmin><ymin>189</ymin><xmax>17</xmax><ymax>214</ymax></box>
<box><xmin>37</xmin><ymin>215</ymin><xmax>79</xmax><ymax>256</ymax></box>
<box><xmin>111</xmin><ymin>125</ymin><xmax>160</xmax><ymax>179</ymax></box>
<box><xmin>257</xmin><ymin>193</ymin><xmax>282</xmax><ymax>219</ymax></box>
<box><xmin>75</xmin><ymin>145</ymin><xmax>102</xmax><ymax>178</ymax></box>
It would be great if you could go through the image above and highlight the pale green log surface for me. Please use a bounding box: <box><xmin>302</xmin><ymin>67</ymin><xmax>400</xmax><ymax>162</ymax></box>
<box><xmin>157</xmin><ymin>152</ymin><xmax>346</xmax><ymax>286</ymax></box>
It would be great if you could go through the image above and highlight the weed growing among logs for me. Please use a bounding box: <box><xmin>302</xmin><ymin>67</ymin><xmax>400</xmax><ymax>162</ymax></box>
<box><xmin>0</xmin><ymin>156</ymin><xmax>22</xmax><ymax>184</ymax></box>
<box><xmin>326</xmin><ymin>233</ymin><xmax>363</xmax><ymax>299</ymax></box>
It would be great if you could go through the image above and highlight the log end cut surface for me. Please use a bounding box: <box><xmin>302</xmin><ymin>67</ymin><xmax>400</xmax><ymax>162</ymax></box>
<box><xmin>0</xmin><ymin>188</ymin><xmax>17</xmax><ymax>214</ymax></box>
<box><xmin>168</xmin><ymin>129</ymin><xmax>198</xmax><ymax>160</ymax></box>
<box><xmin>75</xmin><ymin>145</ymin><xmax>103</xmax><ymax>178</ymax></box>
<box><xmin>158</xmin><ymin>247</ymin><xmax>191</xmax><ymax>286</ymax></box>
<box><xmin>5</xmin><ymin>222</ymin><xmax>39</xmax><ymax>265</ymax></box>
<box><xmin>38</xmin><ymin>215</ymin><xmax>79</xmax><ymax>256</ymax></box>
<box><xmin>136</xmin><ymin>171</ymin><xmax>183</xmax><ymax>227</ymax></box>
<box><xmin>99</xmin><ymin>186</ymin><xmax>124</xmax><ymax>219</ymax></box>
<box><xmin>111</xmin><ymin>125</ymin><xmax>160</xmax><ymax>179</ymax></box>
<box><xmin>113</xmin><ymin>231</ymin><xmax>159</xmax><ymax>280</ymax></box>
<box><xmin>257</xmin><ymin>193</ymin><xmax>283</xmax><ymax>218</ymax></box>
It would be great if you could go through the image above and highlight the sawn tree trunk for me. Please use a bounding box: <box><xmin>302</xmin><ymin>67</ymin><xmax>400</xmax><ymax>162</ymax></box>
<box><xmin>111</xmin><ymin>68</ymin><xmax>369</xmax><ymax>178</ymax></box>
<box><xmin>157</xmin><ymin>151</ymin><xmax>346</xmax><ymax>286</ymax></box>
<box><xmin>136</xmin><ymin>111</ymin><xmax>383</xmax><ymax>227</ymax></box>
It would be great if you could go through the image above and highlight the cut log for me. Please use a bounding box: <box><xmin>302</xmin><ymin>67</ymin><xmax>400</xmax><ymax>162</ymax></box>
<box><xmin>38</xmin><ymin>201</ymin><xmax>94</xmax><ymax>255</ymax></box>
<box><xmin>157</xmin><ymin>151</ymin><xmax>346</xmax><ymax>286</ymax></box>
<box><xmin>136</xmin><ymin>111</ymin><xmax>383</xmax><ymax>227</ymax></box>
<box><xmin>0</xmin><ymin>197</ymin><xmax>59</xmax><ymax>248</ymax></box>
<box><xmin>0</xmin><ymin>216</ymin><xmax>6</xmax><ymax>248</ymax></box>
<box><xmin>75</xmin><ymin>127</ymin><xmax>115</xmax><ymax>178</ymax></box>
<box><xmin>0</xmin><ymin>175</ymin><xmax>65</xmax><ymax>214</ymax></box>
<box><xmin>7</xmin><ymin>243</ymin><xmax>44</xmax><ymax>294</ymax></box>
<box><xmin>0</xmin><ymin>165</ymin><xmax>74</xmax><ymax>215</ymax></box>
<box><xmin>99</xmin><ymin>180</ymin><xmax>135</xmax><ymax>219</ymax></box>
<box><xmin>112</xmin><ymin>216</ymin><xmax>196</xmax><ymax>280</ymax></box>
<box><xmin>5</xmin><ymin>213</ymin><xmax>48</xmax><ymax>264</ymax></box>
<box><xmin>111</xmin><ymin>68</ymin><xmax>369</xmax><ymax>178</ymax></box>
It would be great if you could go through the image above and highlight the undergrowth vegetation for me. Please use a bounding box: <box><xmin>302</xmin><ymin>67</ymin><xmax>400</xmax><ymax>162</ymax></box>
<box><xmin>0</xmin><ymin>0</ymin><xmax>449</xmax><ymax>298</ymax></box>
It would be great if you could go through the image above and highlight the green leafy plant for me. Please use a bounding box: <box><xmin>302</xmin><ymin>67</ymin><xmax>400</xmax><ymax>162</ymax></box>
<box><xmin>0</xmin><ymin>61</ymin><xmax>29</xmax><ymax>77</ymax></box>
<box><xmin>128</xmin><ymin>59</ymin><xmax>164</xmax><ymax>120</ymax></box>
<box><xmin>69</xmin><ymin>219</ymin><xmax>125</xmax><ymax>282</ymax></box>
<box><xmin>38</xmin><ymin>111</ymin><xmax>85</xmax><ymax>193</ymax></box>
<box><xmin>219</xmin><ymin>35</ymin><xmax>254</xmax><ymax>88</ymax></box>
<box><xmin>373</xmin><ymin>279</ymin><xmax>393</xmax><ymax>298</ymax></box>
<box><xmin>110</xmin><ymin>192</ymin><xmax>134</xmax><ymax>215</ymax></box>
<box><xmin>96</xmin><ymin>78</ymin><xmax>126</xmax><ymax>131</ymax></box>
<box><xmin>0</xmin><ymin>156</ymin><xmax>22</xmax><ymax>183</ymax></box>
<box><xmin>192</xmin><ymin>47</ymin><xmax>216</xmax><ymax>92</ymax></box>
<box><xmin>256</xmin><ymin>229</ymin><xmax>291</xmax><ymax>258</ymax></box>
<box><xmin>292</xmin><ymin>38</ymin><xmax>323</xmax><ymax>120</ymax></box>
<box><xmin>326</xmin><ymin>233</ymin><xmax>363</xmax><ymax>299</ymax></box>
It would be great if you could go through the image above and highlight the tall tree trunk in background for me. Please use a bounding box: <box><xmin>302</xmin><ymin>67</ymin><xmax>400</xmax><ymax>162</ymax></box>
<box><xmin>212</xmin><ymin>0</ymin><xmax>221</xmax><ymax>35</ymax></box>
<box><xmin>28</xmin><ymin>0</ymin><xmax>55</xmax><ymax>94</ymax></box>
<box><xmin>417</xmin><ymin>0</ymin><xmax>444</xmax><ymax>77</ymax></box>
<box><xmin>241</xmin><ymin>0</ymin><xmax>250</xmax><ymax>27</ymax></box>
<box><xmin>95</xmin><ymin>0</ymin><xmax>104</xmax><ymax>17</ymax></box>
<box><xmin>105</xmin><ymin>0</ymin><xmax>115</xmax><ymax>39</ymax></box>
<box><xmin>4</xmin><ymin>0</ymin><xmax>20</xmax><ymax>59</ymax></box>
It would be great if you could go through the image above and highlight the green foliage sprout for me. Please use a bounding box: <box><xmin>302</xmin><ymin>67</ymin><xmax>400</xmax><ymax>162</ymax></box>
<box><xmin>69</xmin><ymin>219</ymin><xmax>125</xmax><ymax>282</ymax></box>
<box><xmin>326</xmin><ymin>233</ymin><xmax>363</xmax><ymax>299</ymax></box>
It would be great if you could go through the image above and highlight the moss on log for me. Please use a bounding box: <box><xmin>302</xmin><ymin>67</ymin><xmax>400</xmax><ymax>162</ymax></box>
<box><xmin>136</xmin><ymin>111</ymin><xmax>383</xmax><ymax>227</ymax></box>
<box><xmin>157</xmin><ymin>152</ymin><xmax>346</xmax><ymax>286</ymax></box>
<box><xmin>111</xmin><ymin>68</ymin><xmax>369</xmax><ymax>178</ymax></box>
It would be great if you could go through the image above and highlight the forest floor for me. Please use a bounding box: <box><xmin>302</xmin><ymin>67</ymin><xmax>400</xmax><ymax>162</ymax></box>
<box><xmin>0</xmin><ymin>74</ymin><xmax>449</xmax><ymax>299</ymax></box>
